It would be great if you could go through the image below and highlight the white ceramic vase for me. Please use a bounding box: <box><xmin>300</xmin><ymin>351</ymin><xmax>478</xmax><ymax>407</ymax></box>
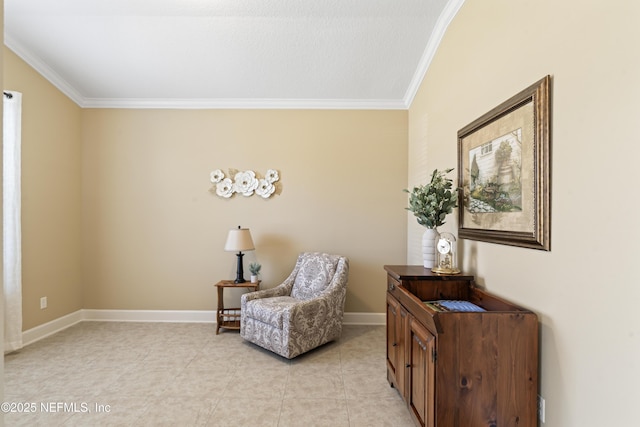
<box><xmin>422</xmin><ymin>228</ymin><xmax>440</xmax><ymax>269</ymax></box>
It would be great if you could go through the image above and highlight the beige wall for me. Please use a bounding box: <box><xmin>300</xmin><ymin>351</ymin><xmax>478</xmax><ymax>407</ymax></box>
<box><xmin>408</xmin><ymin>1</ymin><xmax>640</xmax><ymax>426</ymax></box>
<box><xmin>81</xmin><ymin>109</ymin><xmax>407</xmax><ymax>313</ymax></box>
<box><xmin>3</xmin><ymin>48</ymin><xmax>83</xmax><ymax>330</ymax></box>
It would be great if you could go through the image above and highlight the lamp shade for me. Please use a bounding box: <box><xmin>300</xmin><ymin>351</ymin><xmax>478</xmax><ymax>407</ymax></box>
<box><xmin>224</xmin><ymin>227</ymin><xmax>255</xmax><ymax>252</ymax></box>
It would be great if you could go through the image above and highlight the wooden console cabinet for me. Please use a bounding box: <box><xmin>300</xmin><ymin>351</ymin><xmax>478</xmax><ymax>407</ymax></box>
<box><xmin>385</xmin><ymin>265</ymin><xmax>538</xmax><ymax>427</ymax></box>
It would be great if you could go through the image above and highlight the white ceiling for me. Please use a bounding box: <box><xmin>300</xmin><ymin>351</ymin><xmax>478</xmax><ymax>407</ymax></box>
<box><xmin>4</xmin><ymin>0</ymin><xmax>463</xmax><ymax>109</ymax></box>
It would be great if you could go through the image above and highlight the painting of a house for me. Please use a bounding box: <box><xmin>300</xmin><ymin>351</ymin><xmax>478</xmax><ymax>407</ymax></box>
<box><xmin>468</xmin><ymin>129</ymin><xmax>522</xmax><ymax>213</ymax></box>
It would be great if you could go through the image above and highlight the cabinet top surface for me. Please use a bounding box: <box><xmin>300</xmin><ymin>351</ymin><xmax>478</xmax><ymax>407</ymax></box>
<box><xmin>384</xmin><ymin>265</ymin><xmax>474</xmax><ymax>281</ymax></box>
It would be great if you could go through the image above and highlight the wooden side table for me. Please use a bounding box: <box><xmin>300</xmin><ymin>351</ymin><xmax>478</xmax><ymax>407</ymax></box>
<box><xmin>214</xmin><ymin>280</ymin><xmax>260</xmax><ymax>334</ymax></box>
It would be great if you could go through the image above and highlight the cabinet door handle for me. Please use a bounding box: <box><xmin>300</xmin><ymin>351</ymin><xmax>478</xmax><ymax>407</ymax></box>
<box><xmin>388</xmin><ymin>282</ymin><xmax>395</xmax><ymax>291</ymax></box>
<box><xmin>392</xmin><ymin>342</ymin><xmax>397</xmax><ymax>347</ymax></box>
<box><xmin>405</xmin><ymin>363</ymin><xmax>411</xmax><ymax>368</ymax></box>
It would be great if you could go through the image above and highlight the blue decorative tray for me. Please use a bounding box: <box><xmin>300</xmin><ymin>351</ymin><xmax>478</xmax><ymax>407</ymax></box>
<box><xmin>424</xmin><ymin>300</ymin><xmax>486</xmax><ymax>312</ymax></box>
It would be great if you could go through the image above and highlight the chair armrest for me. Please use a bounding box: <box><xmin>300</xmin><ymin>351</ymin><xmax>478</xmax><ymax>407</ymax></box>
<box><xmin>288</xmin><ymin>296</ymin><xmax>327</xmax><ymax>315</ymax></box>
<box><xmin>241</xmin><ymin>283</ymin><xmax>289</xmax><ymax>304</ymax></box>
<box><xmin>287</xmin><ymin>293</ymin><xmax>341</xmax><ymax>325</ymax></box>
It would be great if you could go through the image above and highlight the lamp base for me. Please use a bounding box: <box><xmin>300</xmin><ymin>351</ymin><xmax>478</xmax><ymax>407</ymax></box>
<box><xmin>234</xmin><ymin>252</ymin><xmax>246</xmax><ymax>283</ymax></box>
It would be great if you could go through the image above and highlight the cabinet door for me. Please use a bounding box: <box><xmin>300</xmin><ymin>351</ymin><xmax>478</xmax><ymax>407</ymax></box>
<box><xmin>397</xmin><ymin>305</ymin><xmax>408</xmax><ymax>398</ymax></box>
<box><xmin>386</xmin><ymin>294</ymin><xmax>400</xmax><ymax>386</ymax></box>
<box><xmin>386</xmin><ymin>293</ymin><xmax>408</xmax><ymax>397</ymax></box>
<box><xmin>408</xmin><ymin>317</ymin><xmax>436</xmax><ymax>427</ymax></box>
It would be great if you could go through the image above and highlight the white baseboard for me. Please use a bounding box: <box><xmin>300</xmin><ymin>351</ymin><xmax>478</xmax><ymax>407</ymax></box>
<box><xmin>21</xmin><ymin>310</ymin><xmax>84</xmax><ymax>347</ymax></box>
<box><xmin>343</xmin><ymin>312</ymin><xmax>385</xmax><ymax>325</ymax></box>
<box><xmin>21</xmin><ymin>309</ymin><xmax>385</xmax><ymax>346</ymax></box>
<box><xmin>82</xmin><ymin>309</ymin><xmax>216</xmax><ymax>323</ymax></box>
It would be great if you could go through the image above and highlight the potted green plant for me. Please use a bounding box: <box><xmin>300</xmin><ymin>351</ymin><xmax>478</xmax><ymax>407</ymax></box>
<box><xmin>404</xmin><ymin>168</ymin><xmax>458</xmax><ymax>268</ymax></box>
<box><xmin>249</xmin><ymin>262</ymin><xmax>262</xmax><ymax>283</ymax></box>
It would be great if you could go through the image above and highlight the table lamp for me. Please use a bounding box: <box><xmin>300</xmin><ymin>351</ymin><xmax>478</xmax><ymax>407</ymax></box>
<box><xmin>224</xmin><ymin>226</ymin><xmax>255</xmax><ymax>283</ymax></box>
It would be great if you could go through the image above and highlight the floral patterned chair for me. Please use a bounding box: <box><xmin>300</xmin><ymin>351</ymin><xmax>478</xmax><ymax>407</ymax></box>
<box><xmin>240</xmin><ymin>252</ymin><xmax>349</xmax><ymax>359</ymax></box>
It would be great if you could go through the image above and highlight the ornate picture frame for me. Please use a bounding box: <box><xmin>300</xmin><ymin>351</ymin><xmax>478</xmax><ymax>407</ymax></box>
<box><xmin>457</xmin><ymin>76</ymin><xmax>551</xmax><ymax>251</ymax></box>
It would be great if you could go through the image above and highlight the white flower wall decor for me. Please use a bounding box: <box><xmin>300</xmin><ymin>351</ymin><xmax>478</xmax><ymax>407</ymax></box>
<box><xmin>210</xmin><ymin>169</ymin><xmax>280</xmax><ymax>199</ymax></box>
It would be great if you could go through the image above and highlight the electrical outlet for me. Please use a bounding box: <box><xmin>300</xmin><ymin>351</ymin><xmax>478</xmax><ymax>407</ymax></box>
<box><xmin>538</xmin><ymin>394</ymin><xmax>546</xmax><ymax>423</ymax></box>
<box><xmin>40</xmin><ymin>296</ymin><xmax>47</xmax><ymax>309</ymax></box>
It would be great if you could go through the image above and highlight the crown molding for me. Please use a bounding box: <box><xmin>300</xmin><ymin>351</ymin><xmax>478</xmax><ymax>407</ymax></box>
<box><xmin>80</xmin><ymin>97</ymin><xmax>408</xmax><ymax>110</ymax></box>
<box><xmin>5</xmin><ymin>36</ymin><xmax>86</xmax><ymax>106</ymax></box>
<box><xmin>403</xmin><ymin>0</ymin><xmax>466</xmax><ymax>108</ymax></box>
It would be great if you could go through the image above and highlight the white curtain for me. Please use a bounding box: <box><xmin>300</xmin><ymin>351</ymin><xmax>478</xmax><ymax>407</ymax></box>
<box><xmin>3</xmin><ymin>91</ymin><xmax>23</xmax><ymax>353</ymax></box>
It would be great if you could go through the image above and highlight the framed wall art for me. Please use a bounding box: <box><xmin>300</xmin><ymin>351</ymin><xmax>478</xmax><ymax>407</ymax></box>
<box><xmin>457</xmin><ymin>75</ymin><xmax>551</xmax><ymax>250</ymax></box>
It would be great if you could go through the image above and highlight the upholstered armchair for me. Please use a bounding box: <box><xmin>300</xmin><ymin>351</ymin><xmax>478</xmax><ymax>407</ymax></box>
<box><xmin>240</xmin><ymin>252</ymin><xmax>349</xmax><ymax>359</ymax></box>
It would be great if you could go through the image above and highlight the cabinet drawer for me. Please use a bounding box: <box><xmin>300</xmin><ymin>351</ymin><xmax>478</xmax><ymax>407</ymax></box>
<box><xmin>388</xmin><ymin>277</ymin><xmax>439</xmax><ymax>334</ymax></box>
<box><xmin>387</xmin><ymin>276</ymin><xmax>401</xmax><ymax>295</ymax></box>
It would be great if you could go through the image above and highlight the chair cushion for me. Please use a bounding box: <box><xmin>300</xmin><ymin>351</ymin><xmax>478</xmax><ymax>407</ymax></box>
<box><xmin>291</xmin><ymin>253</ymin><xmax>339</xmax><ymax>300</ymax></box>
<box><xmin>244</xmin><ymin>296</ymin><xmax>299</xmax><ymax>329</ymax></box>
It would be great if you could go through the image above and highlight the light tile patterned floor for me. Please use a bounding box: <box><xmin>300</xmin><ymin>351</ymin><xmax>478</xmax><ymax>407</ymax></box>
<box><xmin>4</xmin><ymin>322</ymin><xmax>414</xmax><ymax>426</ymax></box>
